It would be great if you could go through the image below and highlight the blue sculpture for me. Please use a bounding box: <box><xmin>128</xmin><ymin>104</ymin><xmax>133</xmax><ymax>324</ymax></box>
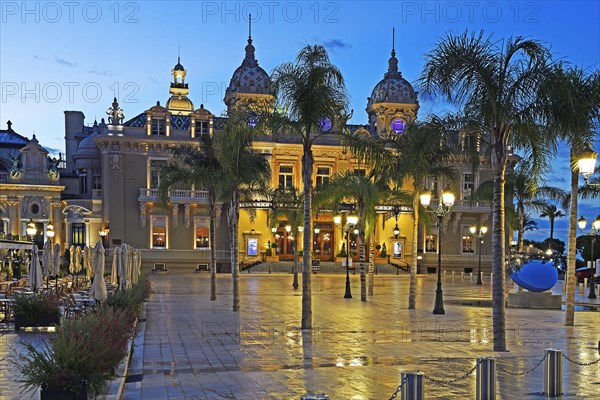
<box><xmin>511</xmin><ymin>259</ymin><xmax>558</xmax><ymax>292</ymax></box>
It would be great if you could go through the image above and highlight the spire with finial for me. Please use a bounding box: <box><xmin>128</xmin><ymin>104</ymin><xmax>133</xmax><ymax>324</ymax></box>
<box><xmin>386</xmin><ymin>27</ymin><xmax>400</xmax><ymax>77</ymax></box>
<box><xmin>243</xmin><ymin>14</ymin><xmax>257</xmax><ymax>65</ymax></box>
<box><xmin>248</xmin><ymin>14</ymin><xmax>252</xmax><ymax>45</ymax></box>
<box><xmin>6</xmin><ymin>120</ymin><xmax>12</xmax><ymax>131</ymax></box>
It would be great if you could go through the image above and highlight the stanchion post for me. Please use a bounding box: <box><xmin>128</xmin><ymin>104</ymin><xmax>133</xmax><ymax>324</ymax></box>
<box><xmin>476</xmin><ymin>357</ymin><xmax>496</xmax><ymax>400</ymax></box>
<box><xmin>544</xmin><ymin>349</ymin><xmax>562</xmax><ymax>397</ymax></box>
<box><xmin>401</xmin><ymin>372</ymin><xmax>424</xmax><ymax>400</ymax></box>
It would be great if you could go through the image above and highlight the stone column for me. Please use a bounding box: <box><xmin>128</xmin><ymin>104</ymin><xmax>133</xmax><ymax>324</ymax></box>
<box><xmin>7</xmin><ymin>196</ymin><xmax>19</xmax><ymax>237</ymax></box>
<box><xmin>52</xmin><ymin>198</ymin><xmax>64</xmax><ymax>246</ymax></box>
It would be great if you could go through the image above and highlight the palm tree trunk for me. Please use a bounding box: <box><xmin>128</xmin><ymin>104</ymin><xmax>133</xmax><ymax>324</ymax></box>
<box><xmin>517</xmin><ymin>202</ymin><xmax>525</xmax><ymax>252</ymax></box>
<box><xmin>368</xmin><ymin>235</ymin><xmax>374</xmax><ymax>296</ymax></box>
<box><xmin>492</xmin><ymin>164</ymin><xmax>507</xmax><ymax>351</ymax></box>
<box><xmin>228</xmin><ymin>189</ymin><xmax>240</xmax><ymax>311</ymax></box>
<box><xmin>292</xmin><ymin>235</ymin><xmax>299</xmax><ymax>289</ymax></box>
<box><xmin>409</xmin><ymin>190</ymin><xmax>419</xmax><ymax>309</ymax></box>
<box><xmin>565</xmin><ymin>155</ymin><xmax>578</xmax><ymax>326</ymax></box>
<box><xmin>549</xmin><ymin>217</ymin><xmax>555</xmax><ymax>250</ymax></box>
<box><xmin>301</xmin><ymin>148</ymin><xmax>313</xmax><ymax>329</ymax></box>
<box><xmin>359</xmin><ymin>224</ymin><xmax>366</xmax><ymax>302</ymax></box>
<box><xmin>209</xmin><ymin>190</ymin><xmax>217</xmax><ymax>301</ymax></box>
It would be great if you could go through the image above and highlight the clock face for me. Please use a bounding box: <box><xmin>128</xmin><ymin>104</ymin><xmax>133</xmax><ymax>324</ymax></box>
<box><xmin>246</xmin><ymin>114</ymin><xmax>258</xmax><ymax>128</ymax></box>
<box><xmin>391</xmin><ymin>119</ymin><xmax>405</xmax><ymax>134</ymax></box>
<box><xmin>319</xmin><ymin>117</ymin><xmax>332</xmax><ymax>132</ymax></box>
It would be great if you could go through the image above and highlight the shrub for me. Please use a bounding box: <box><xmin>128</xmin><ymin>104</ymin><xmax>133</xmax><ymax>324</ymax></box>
<box><xmin>12</xmin><ymin>293</ymin><xmax>61</xmax><ymax>320</ymax></box>
<box><xmin>105</xmin><ymin>275</ymin><xmax>150</xmax><ymax>318</ymax></box>
<box><xmin>379</xmin><ymin>243</ymin><xmax>387</xmax><ymax>258</ymax></box>
<box><xmin>17</xmin><ymin>307</ymin><xmax>135</xmax><ymax>395</ymax></box>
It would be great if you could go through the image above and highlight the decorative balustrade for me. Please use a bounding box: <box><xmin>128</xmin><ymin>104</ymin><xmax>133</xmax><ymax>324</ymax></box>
<box><xmin>138</xmin><ymin>188</ymin><xmax>208</xmax><ymax>202</ymax></box>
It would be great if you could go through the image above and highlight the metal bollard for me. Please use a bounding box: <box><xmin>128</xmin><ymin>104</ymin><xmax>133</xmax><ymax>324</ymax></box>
<box><xmin>470</xmin><ymin>272</ymin><xmax>474</xmax><ymax>280</ymax></box>
<box><xmin>452</xmin><ymin>271</ymin><xmax>456</xmax><ymax>279</ymax></box>
<box><xmin>461</xmin><ymin>272</ymin><xmax>465</xmax><ymax>279</ymax></box>
<box><xmin>476</xmin><ymin>357</ymin><xmax>496</xmax><ymax>400</ymax></box>
<box><xmin>544</xmin><ymin>349</ymin><xmax>562</xmax><ymax>397</ymax></box>
<box><xmin>444</xmin><ymin>270</ymin><xmax>447</xmax><ymax>277</ymax></box>
<box><xmin>401</xmin><ymin>372</ymin><xmax>424</xmax><ymax>400</ymax></box>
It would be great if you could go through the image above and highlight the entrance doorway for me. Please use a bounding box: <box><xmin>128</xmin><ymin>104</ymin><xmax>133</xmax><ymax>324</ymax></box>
<box><xmin>313</xmin><ymin>223</ymin><xmax>334</xmax><ymax>261</ymax></box>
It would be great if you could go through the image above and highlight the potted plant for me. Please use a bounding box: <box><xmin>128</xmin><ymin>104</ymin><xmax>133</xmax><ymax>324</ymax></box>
<box><xmin>12</xmin><ymin>293</ymin><xmax>61</xmax><ymax>331</ymax></box>
<box><xmin>266</xmin><ymin>242</ymin><xmax>279</xmax><ymax>262</ymax></box>
<box><xmin>16</xmin><ymin>307</ymin><xmax>134</xmax><ymax>399</ymax></box>
<box><xmin>16</xmin><ymin>275</ymin><xmax>149</xmax><ymax>400</ymax></box>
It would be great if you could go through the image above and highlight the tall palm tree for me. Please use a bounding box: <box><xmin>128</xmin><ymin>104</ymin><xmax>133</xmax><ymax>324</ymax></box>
<box><xmin>313</xmin><ymin>170</ymin><xmax>408</xmax><ymax>301</ymax></box>
<box><xmin>157</xmin><ymin>136</ymin><xmax>222</xmax><ymax>301</ymax></box>
<box><xmin>474</xmin><ymin>164</ymin><xmax>565</xmax><ymax>252</ymax></box>
<box><xmin>539</xmin><ymin>203</ymin><xmax>566</xmax><ymax>249</ymax></box>
<box><xmin>385</xmin><ymin>118</ymin><xmax>456</xmax><ymax>309</ymax></box>
<box><xmin>539</xmin><ymin>65</ymin><xmax>600</xmax><ymax>326</ymax></box>
<box><xmin>217</xmin><ymin>113</ymin><xmax>271</xmax><ymax>311</ymax></box>
<box><xmin>420</xmin><ymin>31</ymin><xmax>553</xmax><ymax>351</ymax></box>
<box><xmin>271</xmin><ymin>44</ymin><xmax>350</xmax><ymax>328</ymax></box>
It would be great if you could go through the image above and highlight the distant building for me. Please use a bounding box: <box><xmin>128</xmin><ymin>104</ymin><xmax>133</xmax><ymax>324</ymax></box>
<box><xmin>0</xmin><ymin>34</ymin><xmax>508</xmax><ymax>273</ymax></box>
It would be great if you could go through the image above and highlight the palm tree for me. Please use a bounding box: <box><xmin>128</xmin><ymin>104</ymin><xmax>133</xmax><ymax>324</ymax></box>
<box><xmin>539</xmin><ymin>65</ymin><xmax>600</xmax><ymax>326</ymax></box>
<box><xmin>474</xmin><ymin>164</ymin><xmax>565</xmax><ymax>252</ymax></box>
<box><xmin>217</xmin><ymin>112</ymin><xmax>271</xmax><ymax>311</ymax></box>
<box><xmin>313</xmin><ymin>170</ymin><xmax>407</xmax><ymax>301</ymax></box>
<box><xmin>539</xmin><ymin>203</ymin><xmax>566</xmax><ymax>250</ymax></box>
<box><xmin>420</xmin><ymin>31</ymin><xmax>553</xmax><ymax>351</ymax></box>
<box><xmin>271</xmin><ymin>44</ymin><xmax>350</xmax><ymax>328</ymax></box>
<box><xmin>269</xmin><ymin>187</ymin><xmax>303</xmax><ymax>289</ymax></box>
<box><xmin>157</xmin><ymin>136</ymin><xmax>222</xmax><ymax>301</ymax></box>
<box><xmin>385</xmin><ymin>118</ymin><xmax>456</xmax><ymax>309</ymax></box>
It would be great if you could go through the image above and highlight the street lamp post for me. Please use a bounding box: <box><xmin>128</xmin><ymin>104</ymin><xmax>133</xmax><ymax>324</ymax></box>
<box><xmin>577</xmin><ymin>215</ymin><xmax>599</xmax><ymax>299</ymax></box>
<box><xmin>469</xmin><ymin>224</ymin><xmax>488</xmax><ymax>285</ymax></box>
<box><xmin>337</xmin><ymin>214</ymin><xmax>358</xmax><ymax>299</ymax></box>
<box><xmin>26</xmin><ymin>219</ymin><xmax>36</xmax><ymax>241</ymax></box>
<box><xmin>420</xmin><ymin>185</ymin><xmax>455</xmax><ymax>315</ymax></box>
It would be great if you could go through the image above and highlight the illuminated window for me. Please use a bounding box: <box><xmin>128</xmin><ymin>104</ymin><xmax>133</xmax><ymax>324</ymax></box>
<box><xmin>197</xmin><ymin>120</ymin><xmax>209</xmax><ymax>135</ymax></box>
<box><xmin>316</xmin><ymin>166</ymin><xmax>331</xmax><ymax>189</ymax></box>
<box><xmin>463</xmin><ymin>173</ymin><xmax>475</xmax><ymax>201</ymax></box>
<box><xmin>195</xmin><ymin>217</ymin><xmax>209</xmax><ymax>249</ymax></box>
<box><xmin>151</xmin><ymin>118</ymin><xmax>166</xmax><ymax>135</ymax></box>
<box><xmin>425</xmin><ymin>234</ymin><xmax>437</xmax><ymax>253</ymax></box>
<box><xmin>427</xmin><ymin>176</ymin><xmax>439</xmax><ymax>200</ymax></box>
<box><xmin>151</xmin><ymin>216</ymin><xmax>167</xmax><ymax>249</ymax></box>
<box><xmin>391</xmin><ymin>118</ymin><xmax>405</xmax><ymax>134</ymax></box>
<box><xmin>278</xmin><ymin>166</ymin><xmax>293</xmax><ymax>190</ymax></box>
<box><xmin>462</xmin><ymin>227</ymin><xmax>474</xmax><ymax>253</ymax></box>
<box><xmin>150</xmin><ymin>160</ymin><xmax>167</xmax><ymax>188</ymax></box>
<box><xmin>71</xmin><ymin>223</ymin><xmax>86</xmax><ymax>247</ymax></box>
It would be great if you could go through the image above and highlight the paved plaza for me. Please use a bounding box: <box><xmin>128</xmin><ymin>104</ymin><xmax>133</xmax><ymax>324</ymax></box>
<box><xmin>1</xmin><ymin>269</ymin><xmax>599</xmax><ymax>399</ymax></box>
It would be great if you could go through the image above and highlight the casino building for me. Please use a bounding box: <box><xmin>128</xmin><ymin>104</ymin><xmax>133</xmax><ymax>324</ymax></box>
<box><xmin>0</xmin><ymin>32</ymin><xmax>504</xmax><ymax>273</ymax></box>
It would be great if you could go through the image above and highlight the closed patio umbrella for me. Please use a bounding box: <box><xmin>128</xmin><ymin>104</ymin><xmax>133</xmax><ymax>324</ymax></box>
<box><xmin>119</xmin><ymin>244</ymin><xmax>128</xmax><ymax>289</ymax></box>
<box><xmin>111</xmin><ymin>247</ymin><xmax>119</xmax><ymax>285</ymax></box>
<box><xmin>69</xmin><ymin>245</ymin><xmax>75</xmax><ymax>274</ymax></box>
<box><xmin>53</xmin><ymin>243</ymin><xmax>61</xmax><ymax>289</ymax></box>
<box><xmin>29</xmin><ymin>245</ymin><xmax>42</xmax><ymax>291</ymax></box>
<box><xmin>75</xmin><ymin>246</ymin><xmax>82</xmax><ymax>287</ymax></box>
<box><xmin>53</xmin><ymin>243</ymin><xmax>61</xmax><ymax>276</ymax></box>
<box><xmin>90</xmin><ymin>240</ymin><xmax>108</xmax><ymax>302</ymax></box>
<box><xmin>83</xmin><ymin>245</ymin><xmax>93</xmax><ymax>280</ymax></box>
<box><xmin>42</xmin><ymin>240</ymin><xmax>53</xmax><ymax>288</ymax></box>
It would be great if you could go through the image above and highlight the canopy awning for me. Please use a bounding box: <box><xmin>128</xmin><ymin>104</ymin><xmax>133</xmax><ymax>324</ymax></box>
<box><xmin>0</xmin><ymin>239</ymin><xmax>34</xmax><ymax>250</ymax></box>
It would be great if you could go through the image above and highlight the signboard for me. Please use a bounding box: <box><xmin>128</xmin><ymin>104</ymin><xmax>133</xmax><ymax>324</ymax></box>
<box><xmin>393</xmin><ymin>241</ymin><xmax>402</xmax><ymax>258</ymax></box>
<box><xmin>247</xmin><ymin>238</ymin><xmax>258</xmax><ymax>256</ymax></box>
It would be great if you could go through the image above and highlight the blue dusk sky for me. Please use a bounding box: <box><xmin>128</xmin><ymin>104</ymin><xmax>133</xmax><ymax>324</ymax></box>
<box><xmin>1</xmin><ymin>1</ymin><xmax>599</xmax><ymax>244</ymax></box>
